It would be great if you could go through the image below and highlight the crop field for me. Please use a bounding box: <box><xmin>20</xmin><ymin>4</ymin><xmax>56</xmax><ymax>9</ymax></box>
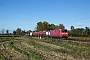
<box><xmin>0</xmin><ymin>36</ymin><xmax>90</xmax><ymax>60</ymax></box>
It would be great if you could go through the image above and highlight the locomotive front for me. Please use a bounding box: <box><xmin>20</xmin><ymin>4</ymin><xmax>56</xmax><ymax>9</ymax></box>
<box><xmin>60</xmin><ymin>29</ymin><xmax>68</xmax><ymax>38</ymax></box>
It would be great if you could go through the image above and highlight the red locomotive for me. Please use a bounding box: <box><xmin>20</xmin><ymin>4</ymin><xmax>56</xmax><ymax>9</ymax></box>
<box><xmin>31</xmin><ymin>29</ymin><xmax>68</xmax><ymax>39</ymax></box>
<box><xmin>50</xmin><ymin>29</ymin><xmax>68</xmax><ymax>38</ymax></box>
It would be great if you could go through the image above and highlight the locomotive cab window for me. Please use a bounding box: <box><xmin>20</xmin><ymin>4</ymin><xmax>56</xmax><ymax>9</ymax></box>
<box><xmin>62</xmin><ymin>29</ymin><xmax>67</xmax><ymax>32</ymax></box>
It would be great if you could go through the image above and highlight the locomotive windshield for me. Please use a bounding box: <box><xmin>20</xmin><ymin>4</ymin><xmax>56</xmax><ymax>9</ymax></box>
<box><xmin>62</xmin><ymin>29</ymin><xmax>67</xmax><ymax>32</ymax></box>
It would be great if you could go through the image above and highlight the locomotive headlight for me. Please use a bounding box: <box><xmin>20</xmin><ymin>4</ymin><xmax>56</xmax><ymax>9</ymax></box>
<box><xmin>66</xmin><ymin>33</ymin><xmax>68</xmax><ymax>34</ymax></box>
<box><xmin>62</xmin><ymin>33</ymin><xmax>64</xmax><ymax>34</ymax></box>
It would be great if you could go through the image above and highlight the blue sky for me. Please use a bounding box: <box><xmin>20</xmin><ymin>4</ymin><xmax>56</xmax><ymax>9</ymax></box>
<box><xmin>0</xmin><ymin>0</ymin><xmax>90</xmax><ymax>32</ymax></box>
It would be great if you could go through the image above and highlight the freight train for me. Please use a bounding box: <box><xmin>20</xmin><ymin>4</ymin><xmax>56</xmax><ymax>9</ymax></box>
<box><xmin>30</xmin><ymin>29</ymin><xmax>68</xmax><ymax>39</ymax></box>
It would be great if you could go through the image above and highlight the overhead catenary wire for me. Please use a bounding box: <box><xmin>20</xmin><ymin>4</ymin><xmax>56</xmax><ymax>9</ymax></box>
<box><xmin>60</xmin><ymin>11</ymin><xmax>90</xmax><ymax>29</ymax></box>
<box><xmin>62</xmin><ymin>11</ymin><xmax>90</xmax><ymax>23</ymax></box>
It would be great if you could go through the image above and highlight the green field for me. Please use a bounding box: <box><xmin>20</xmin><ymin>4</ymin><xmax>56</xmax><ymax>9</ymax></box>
<box><xmin>0</xmin><ymin>36</ymin><xmax>90</xmax><ymax>60</ymax></box>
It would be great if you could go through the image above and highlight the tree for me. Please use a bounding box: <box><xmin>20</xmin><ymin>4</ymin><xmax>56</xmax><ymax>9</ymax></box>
<box><xmin>42</xmin><ymin>21</ymin><xmax>49</xmax><ymax>31</ymax></box>
<box><xmin>70</xmin><ymin>26</ymin><xmax>75</xmax><ymax>37</ymax></box>
<box><xmin>1</xmin><ymin>29</ymin><xmax>5</xmax><ymax>34</ymax></box>
<box><xmin>58</xmin><ymin>24</ymin><xmax>65</xmax><ymax>29</ymax></box>
<box><xmin>69</xmin><ymin>26</ymin><xmax>90</xmax><ymax>37</ymax></box>
<box><xmin>36</xmin><ymin>22</ymin><xmax>43</xmax><ymax>31</ymax></box>
<box><xmin>36</xmin><ymin>21</ymin><xmax>66</xmax><ymax>31</ymax></box>
<box><xmin>6</xmin><ymin>29</ymin><xmax>9</xmax><ymax>34</ymax></box>
<box><xmin>75</xmin><ymin>28</ymin><xmax>84</xmax><ymax>36</ymax></box>
<box><xmin>71</xmin><ymin>26</ymin><xmax>74</xmax><ymax>30</ymax></box>
<box><xmin>16</xmin><ymin>28</ymin><xmax>21</xmax><ymax>35</ymax></box>
<box><xmin>22</xmin><ymin>30</ymin><xmax>26</xmax><ymax>35</ymax></box>
<box><xmin>85</xmin><ymin>27</ymin><xmax>89</xmax><ymax>35</ymax></box>
<box><xmin>55</xmin><ymin>25</ymin><xmax>59</xmax><ymax>29</ymax></box>
<box><xmin>49</xmin><ymin>24</ymin><xmax>56</xmax><ymax>30</ymax></box>
<box><xmin>13</xmin><ymin>30</ymin><xmax>16</xmax><ymax>35</ymax></box>
<box><xmin>36</xmin><ymin>21</ymin><xmax>49</xmax><ymax>31</ymax></box>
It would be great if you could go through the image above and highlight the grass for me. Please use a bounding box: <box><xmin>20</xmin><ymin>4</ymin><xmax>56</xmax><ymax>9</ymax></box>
<box><xmin>28</xmin><ymin>49</ymin><xmax>46</xmax><ymax>60</ymax></box>
<box><xmin>8</xmin><ymin>42</ymin><xmax>29</xmax><ymax>57</ymax></box>
<box><xmin>38</xmin><ymin>39</ymin><xmax>90</xmax><ymax>59</ymax></box>
<box><xmin>27</xmin><ymin>40</ymin><xmax>70</xmax><ymax>54</ymax></box>
<box><xmin>27</xmin><ymin>40</ymin><xmax>52</xmax><ymax>51</ymax></box>
<box><xmin>0</xmin><ymin>48</ymin><xmax>16</xmax><ymax>60</ymax></box>
<box><xmin>0</xmin><ymin>37</ymin><xmax>22</xmax><ymax>42</ymax></box>
<box><xmin>69</xmin><ymin>37</ymin><xmax>90</xmax><ymax>40</ymax></box>
<box><xmin>1</xmin><ymin>36</ymin><xmax>90</xmax><ymax>60</ymax></box>
<box><xmin>0</xmin><ymin>57</ymin><xmax>5</xmax><ymax>60</ymax></box>
<box><xmin>8</xmin><ymin>42</ymin><xmax>46</xmax><ymax>60</ymax></box>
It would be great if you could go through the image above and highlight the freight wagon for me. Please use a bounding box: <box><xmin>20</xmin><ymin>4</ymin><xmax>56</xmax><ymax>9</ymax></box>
<box><xmin>31</xmin><ymin>31</ymin><xmax>46</xmax><ymax>37</ymax></box>
<box><xmin>30</xmin><ymin>29</ymin><xmax>68</xmax><ymax>39</ymax></box>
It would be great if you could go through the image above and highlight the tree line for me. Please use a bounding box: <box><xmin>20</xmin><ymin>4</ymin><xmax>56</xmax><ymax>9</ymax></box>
<box><xmin>36</xmin><ymin>21</ymin><xmax>65</xmax><ymax>31</ymax></box>
<box><xmin>69</xmin><ymin>26</ymin><xmax>90</xmax><ymax>37</ymax></box>
<box><xmin>0</xmin><ymin>28</ymin><xmax>31</xmax><ymax>36</ymax></box>
<box><xmin>13</xmin><ymin>28</ymin><xmax>32</xmax><ymax>36</ymax></box>
<box><xmin>0</xmin><ymin>21</ymin><xmax>90</xmax><ymax>37</ymax></box>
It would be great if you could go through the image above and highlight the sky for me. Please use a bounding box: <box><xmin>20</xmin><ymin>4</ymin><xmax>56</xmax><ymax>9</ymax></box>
<box><xmin>0</xmin><ymin>0</ymin><xmax>90</xmax><ymax>33</ymax></box>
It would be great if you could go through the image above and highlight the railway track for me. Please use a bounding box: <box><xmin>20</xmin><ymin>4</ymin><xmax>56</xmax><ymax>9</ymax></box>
<box><xmin>40</xmin><ymin>37</ymin><xmax>90</xmax><ymax>43</ymax></box>
<box><xmin>67</xmin><ymin>38</ymin><xmax>90</xmax><ymax>42</ymax></box>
